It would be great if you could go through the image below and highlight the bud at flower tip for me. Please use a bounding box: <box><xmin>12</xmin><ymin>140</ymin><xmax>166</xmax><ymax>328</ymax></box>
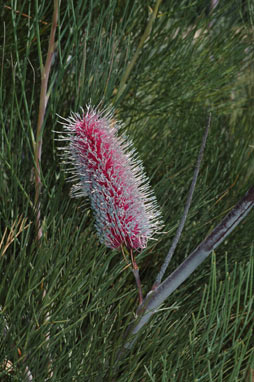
<box><xmin>58</xmin><ymin>105</ymin><xmax>163</xmax><ymax>250</ymax></box>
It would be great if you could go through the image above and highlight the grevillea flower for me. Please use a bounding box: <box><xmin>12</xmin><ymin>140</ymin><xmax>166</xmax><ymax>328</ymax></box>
<box><xmin>58</xmin><ymin>106</ymin><xmax>163</xmax><ymax>250</ymax></box>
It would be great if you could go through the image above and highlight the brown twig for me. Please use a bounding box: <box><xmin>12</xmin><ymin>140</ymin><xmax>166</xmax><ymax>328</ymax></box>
<box><xmin>34</xmin><ymin>0</ymin><xmax>58</xmax><ymax>241</ymax></box>
<box><xmin>130</xmin><ymin>249</ymin><xmax>143</xmax><ymax>305</ymax></box>
<box><xmin>0</xmin><ymin>217</ymin><xmax>31</xmax><ymax>257</ymax></box>
<box><xmin>33</xmin><ymin>2</ymin><xmax>59</xmax><ymax>379</ymax></box>
<box><xmin>121</xmin><ymin>246</ymin><xmax>143</xmax><ymax>304</ymax></box>
<box><xmin>4</xmin><ymin>5</ymin><xmax>49</xmax><ymax>25</ymax></box>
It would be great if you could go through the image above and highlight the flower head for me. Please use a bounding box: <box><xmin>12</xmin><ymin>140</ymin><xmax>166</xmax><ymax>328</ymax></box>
<box><xmin>58</xmin><ymin>106</ymin><xmax>163</xmax><ymax>250</ymax></box>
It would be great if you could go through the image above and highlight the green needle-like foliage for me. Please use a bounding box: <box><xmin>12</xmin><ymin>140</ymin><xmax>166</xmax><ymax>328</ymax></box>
<box><xmin>1</xmin><ymin>0</ymin><xmax>254</xmax><ymax>380</ymax></box>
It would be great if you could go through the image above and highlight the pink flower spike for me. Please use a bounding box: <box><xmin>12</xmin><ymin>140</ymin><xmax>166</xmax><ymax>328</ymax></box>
<box><xmin>58</xmin><ymin>106</ymin><xmax>163</xmax><ymax>251</ymax></box>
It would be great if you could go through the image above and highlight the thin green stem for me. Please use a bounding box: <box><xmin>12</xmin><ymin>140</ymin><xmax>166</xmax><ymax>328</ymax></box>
<box><xmin>116</xmin><ymin>0</ymin><xmax>162</xmax><ymax>101</ymax></box>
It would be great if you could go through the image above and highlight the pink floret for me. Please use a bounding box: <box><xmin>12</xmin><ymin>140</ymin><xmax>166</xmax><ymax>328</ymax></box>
<box><xmin>60</xmin><ymin>107</ymin><xmax>162</xmax><ymax>250</ymax></box>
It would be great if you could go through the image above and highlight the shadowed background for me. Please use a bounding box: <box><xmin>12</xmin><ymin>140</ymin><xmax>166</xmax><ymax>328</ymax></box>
<box><xmin>0</xmin><ymin>1</ymin><xmax>254</xmax><ymax>380</ymax></box>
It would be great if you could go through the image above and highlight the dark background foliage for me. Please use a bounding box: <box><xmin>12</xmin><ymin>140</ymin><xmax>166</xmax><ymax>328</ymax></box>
<box><xmin>1</xmin><ymin>0</ymin><xmax>254</xmax><ymax>380</ymax></box>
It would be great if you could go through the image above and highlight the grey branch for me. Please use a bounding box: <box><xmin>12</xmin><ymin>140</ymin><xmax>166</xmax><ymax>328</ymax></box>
<box><xmin>121</xmin><ymin>186</ymin><xmax>254</xmax><ymax>352</ymax></box>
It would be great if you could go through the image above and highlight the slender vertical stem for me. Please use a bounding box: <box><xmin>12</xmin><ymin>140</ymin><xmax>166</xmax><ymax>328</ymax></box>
<box><xmin>33</xmin><ymin>2</ymin><xmax>59</xmax><ymax>380</ymax></box>
<box><xmin>130</xmin><ymin>249</ymin><xmax>143</xmax><ymax>305</ymax></box>
<box><xmin>153</xmin><ymin>113</ymin><xmax>211</xmax><ymax>288</ymax></box>
<box><xmin>34</xmin><ymin>0</ymin><xmax>58</xmax><ymax>241</ymax></box>
<box><xmin>121</xmin><ymin>246</ymin><xmax>144</xmax><ymax>305</ymax></box>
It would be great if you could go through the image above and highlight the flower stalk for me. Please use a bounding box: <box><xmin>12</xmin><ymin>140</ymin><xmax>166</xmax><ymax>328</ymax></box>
<box><xmin>58</xmin><ymin>106</ymin><xmax>163</xmax><ymax>303</ymax></box>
